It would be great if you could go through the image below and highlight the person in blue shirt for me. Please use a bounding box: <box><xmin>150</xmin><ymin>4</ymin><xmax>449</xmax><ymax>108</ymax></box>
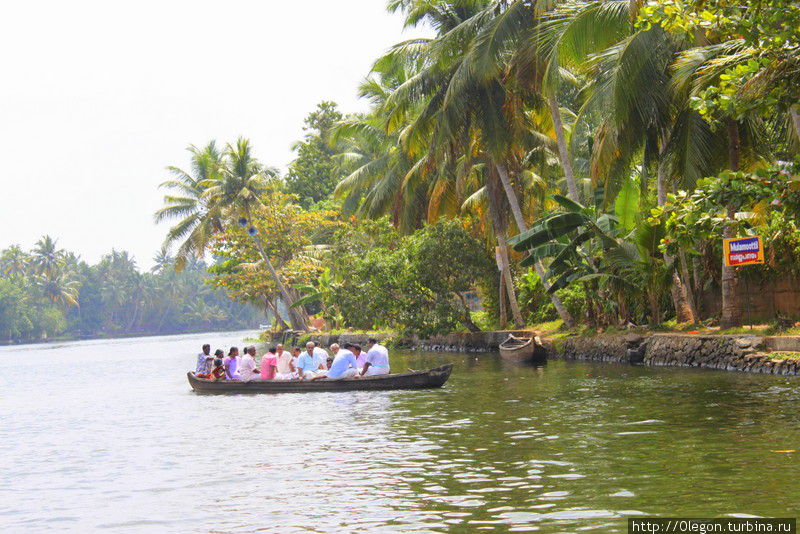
<box><xmin>297</xmin><ymin>342</ymin><xmax>326</xmax><ymax>379</ymax></box>
<box><xmin>313</xmin><ymin>343</ymin><xmax>358</xmax><ymax>380</ymax></box>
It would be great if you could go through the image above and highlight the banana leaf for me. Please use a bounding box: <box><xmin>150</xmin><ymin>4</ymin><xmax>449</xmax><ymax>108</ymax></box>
<box><xmin>519</xmin><ymin>242</ymin><xmax>568</xmax><ymax>267</ymax></box>
<box><xmin>614</xmin><ymin>176</ymin><xmax>639</xmax><ymax>231</ymax></box>
<box><xmin>550</xmin><ymin>194</ymin><xmax>585</xmax><ymax>212</ymax></box>
<box><xmin>509</xmin><ymin>212</ymin><xmax>588</xmax><ymax>250</ymax></box>
<box><xmin>546</xmin><ymin>266</ymin><xmax>591</xmax><ymax>293</ymax></box>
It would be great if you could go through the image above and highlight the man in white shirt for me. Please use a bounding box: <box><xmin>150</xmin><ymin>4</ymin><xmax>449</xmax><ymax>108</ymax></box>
<box><xmin>239</xmin><ymin>346</ymin><xmax>260</xmax><ymax>382</ymax></box>
<box><xmin>274</xmin><ymin>343</ymin><xmax>295</xmax><ymax>380</ymax></box>
<box><xmin>360</xmin><ymin>338</ymin><xmax>390</xmax><ymax>376</ymax></box>
<box><xmin>312</xmin><ymin>341</ymin><xmax>329</xmax><ymax>364</ymax></box>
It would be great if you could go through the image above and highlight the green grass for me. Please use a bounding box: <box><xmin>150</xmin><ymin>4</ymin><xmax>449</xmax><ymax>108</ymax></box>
<box><xmin>767</xmin><ymin>352</ymin><xmax>800</xmax><ymax>360</ymax></box>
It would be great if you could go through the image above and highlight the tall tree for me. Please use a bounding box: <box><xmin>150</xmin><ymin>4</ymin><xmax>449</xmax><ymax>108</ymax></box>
<box><xmin>284</xmin><ymin>102</ymin><xmax>344</xmax><ymax>207</ymax></box>
<box><xmin>205</xmin><ymin>138</ymin><xmax>308</xmax><ymax>330</ymax></box>
<box><xmin>155</xmin><ymin>142</ymin><xmax>223</xmax><ymax>270</ymax></box>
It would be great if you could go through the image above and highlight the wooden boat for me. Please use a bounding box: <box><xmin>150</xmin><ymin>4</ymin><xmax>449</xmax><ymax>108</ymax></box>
<box><xmin>499</xmin><ymin>334</ymin><xmax>546</xmax><ymax>363</ymax></box>
<box><xmin>187</xmin><ymin>364</ymin><xmax>453</xmax><ymax>393</ymax></box>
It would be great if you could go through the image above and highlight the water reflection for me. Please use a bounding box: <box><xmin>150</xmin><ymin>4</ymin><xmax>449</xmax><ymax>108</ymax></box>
<box><xmin>0</xmin><ymin>333</ymin><xmax>799</xmax><ymax>533</ymax></box>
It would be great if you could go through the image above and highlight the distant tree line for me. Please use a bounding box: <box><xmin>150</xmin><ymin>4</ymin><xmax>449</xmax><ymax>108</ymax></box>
<box><xmin>0</xmin><ymin>237</ymin><xmax>261</xmax><ymax>343</ymax></box>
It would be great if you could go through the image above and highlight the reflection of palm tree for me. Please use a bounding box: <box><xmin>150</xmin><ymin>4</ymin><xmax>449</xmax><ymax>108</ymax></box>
<box><xmin>155</xmin><ymin>142</ymin><xmax>223</xmax><ymax>270</ymax></box>
<box><xmin>203</xmin><ymin>138</ymin><xmax>308</xmax><ymax>331</ymax></box>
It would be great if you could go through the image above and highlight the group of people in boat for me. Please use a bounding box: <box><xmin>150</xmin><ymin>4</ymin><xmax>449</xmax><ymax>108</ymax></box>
<box><xmin>193</xmin><ymin>339</ymin><xmax>391</xmax><ymax>382</ymax></box>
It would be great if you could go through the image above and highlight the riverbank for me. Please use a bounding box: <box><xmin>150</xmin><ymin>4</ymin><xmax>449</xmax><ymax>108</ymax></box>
<box><xmin>2</xmin><ymin>327</ymin><xmax>259</xmax><ymax>347</ymax></box>
<box><xmin>296</xmin><ymin>328</ymin><xmax>800</xmax><ymax>376</ymax></box>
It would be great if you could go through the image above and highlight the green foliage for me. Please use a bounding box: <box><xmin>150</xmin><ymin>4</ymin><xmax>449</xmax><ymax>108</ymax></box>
<box><xmin>640</xmin><ymin>0</ymin><xmax>800</xmax><ymax>122</ymax></box>
<box><xmin>513</xmin><ymin>194</ymin><xmax>672</xmax><ymax>326</ymax></box>
<box><xmin>305</xmin><ymin>218</ymin><xmax>495</xmax><ymax>337</ymax></box>
<box><xmin>284</xmin><ymin>102</ymin><xmax>344</xmax><ymax>208</ymax></box>
<box><xmin>614</xmin><ymin>176</ymin><xmax>640</xmax><ymax>232</ymax></box>
<box><xmin>0</xmin><ymin>241</ymin><xmax>261</xmax><ymax>343</ymax></box>
<box><xmin>151</xmin><ymin>0</ymin><xmax>800</xmax><ymax>336</ymax></box>
<box><xmin>0</xmin><ymin>279</ymin><xmax>34</xmax><ymax>340</ymax></box>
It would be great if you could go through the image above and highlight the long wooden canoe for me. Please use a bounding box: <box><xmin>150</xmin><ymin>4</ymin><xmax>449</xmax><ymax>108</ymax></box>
<box><xmin>187</xmin><ymin>364</ymin><xmax>453</xmax><ymax>393</ymax></box>
<box><xmin>499</xmin><ymin>334</ymin><xmax>546</xmax><ymax>363</ymax></box>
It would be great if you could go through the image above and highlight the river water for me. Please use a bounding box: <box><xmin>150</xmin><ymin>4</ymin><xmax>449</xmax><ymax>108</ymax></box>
<box><xmin>1</xmin><ymin>331</ymin><xmax>799</xmax><ymax>533</ymax></box>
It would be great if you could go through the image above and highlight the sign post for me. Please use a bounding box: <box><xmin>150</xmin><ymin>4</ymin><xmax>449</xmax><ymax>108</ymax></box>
<box><xmin>723</xmin><ymin>236</ymin><xmax>765</xmax><ymax>330</ymax></box>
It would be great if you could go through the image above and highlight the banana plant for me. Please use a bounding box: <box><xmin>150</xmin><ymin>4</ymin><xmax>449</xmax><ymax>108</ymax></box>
<box><xmin>291</xmin><ymin>267</ymin><xmax>344</xmax><ymax>328</ymax></box>
<box><xmin>509</xmin><ymin>191</ymin><xmax>671</xmax><ymax>326</ymax></box>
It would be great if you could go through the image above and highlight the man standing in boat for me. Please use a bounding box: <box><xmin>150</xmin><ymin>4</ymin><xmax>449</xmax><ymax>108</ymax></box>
<box><xmin>196</xmin><ymin>344</ymin><xmax>213</xmax><ymax>375</ymax></box>
<box><xmin>359</xmin><ymin>338</ymin><xmax>390</xmax><ymax>376</ymax></box>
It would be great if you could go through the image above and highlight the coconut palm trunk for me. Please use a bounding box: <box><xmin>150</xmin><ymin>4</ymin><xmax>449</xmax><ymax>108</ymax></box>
<box><xmin>496</xmin><ymin>164</ymin><xmax>576</xmax><ymax>327</ymax></box>
<box><xmin>791</xmin><ymin>105</ymin><xmax>800</xmax><ymax>140</ymax></box>
<box><xmin>486</xmin><ymin>173</ymin><xmax>525</xmax><ymax>327</ymax></box>
<box><xmin>657</xmin><ymin>162</ymin><xmax>696</xmax><ymax>323</ymax></box>
<box><xmin>720</xmin><ymin>119</ymin><xmax>742</xmax><ymax>328</ymax></box>
<box><xmin>678</xmin><ymin>250</ymin><xmax>699</xmax><ymax>320</ymax></box>
<box><xmin>244</xmin><ymin>204</ymin><xmax>308</xmax><ymax>331</ymax></box>
<box><xmin>548</xmin><ymin>95</ymin><xmax>581</xmax><ymax>202</ymax></box>
<box><xmin>498</xmin><ymin>272</ymin><xmax>508</xmax><ymax>327</ymax></box>
<box><xmin>496</xmin><ymin>229</ymin><xmax>525</xmax><ymax>328</ymax></box>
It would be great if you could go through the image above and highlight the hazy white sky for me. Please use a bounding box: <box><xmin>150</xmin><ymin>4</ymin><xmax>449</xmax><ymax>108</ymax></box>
<box><xmin>0</xmin><ymin>1</ymin><xmax>424</xmax><ymax>268</ymax></box>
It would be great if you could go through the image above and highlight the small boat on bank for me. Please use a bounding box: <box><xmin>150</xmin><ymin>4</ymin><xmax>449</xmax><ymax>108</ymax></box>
<box><xmin>499</xmin><ymin>334</ymin><xmax>546</xmax><ymax>363</ymax></box>
<box><xmin>187</xmin><ymin>364</ymin><xmax>453</xmax><ymax>393</ymax></box>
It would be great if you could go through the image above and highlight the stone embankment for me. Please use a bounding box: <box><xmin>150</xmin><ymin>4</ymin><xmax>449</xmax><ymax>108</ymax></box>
<box><xmin>304</xmin><ymin>330</ymin><xmax>530</xmax><ymax>353</ymax></box>
<box><xmin>300</xmin><ymin>330</ymin><xmax>800</xmax><ymax>375</ymax></box>
<box><xmin>561</xmin><ymin>333</ymin><xmax>800</xmax><ymax>375</ymax></box>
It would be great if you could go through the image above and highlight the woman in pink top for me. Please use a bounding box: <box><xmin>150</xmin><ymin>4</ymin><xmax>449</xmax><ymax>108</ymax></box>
<box><xmin>260</xmin><ymin>347</ymin><xmax>278</xmax><ymax>380</ymax></box>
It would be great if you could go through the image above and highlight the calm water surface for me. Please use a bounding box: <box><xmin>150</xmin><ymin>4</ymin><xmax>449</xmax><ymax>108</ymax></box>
<box><xmin>1</xmin><ymin>331</ymin><xmax>799</xmax><ymax>533</ymax></box>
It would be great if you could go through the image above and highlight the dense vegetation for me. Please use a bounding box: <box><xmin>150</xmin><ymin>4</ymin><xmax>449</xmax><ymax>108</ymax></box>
<box><xmin>0</xmin><ymin>238</ymin><xmax>260</xmax><ymax>343</ymax></box>
<box><xmin>155</xmin><ymin>0</ymin><xmax>800</xmax><ymax>336</ymax></box>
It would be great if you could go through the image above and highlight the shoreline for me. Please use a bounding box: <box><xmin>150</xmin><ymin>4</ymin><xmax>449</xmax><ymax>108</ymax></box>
<box><xmin>297</xmin><ymin>329</ymin><xmax>800</xmax><ymax>376</ymax></box>
<box><xmin>0</xmin><ymin>327</ymin><xmax>259</xmax><ymax>348</ymax></box>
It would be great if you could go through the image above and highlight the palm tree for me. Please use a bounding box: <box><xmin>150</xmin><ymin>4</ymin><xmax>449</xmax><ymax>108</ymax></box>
<box><xmin>37</xmin><ymin>269</ymin><xmax>81</xmax><ymax>308</ymax></box>
<box><xmin>369</xmin><ymin>0</ymin><xmax>577</xmax><ymax>326</ymax></box>
<box><xmin>151</xmin><ymin>247</ymin><xmax>174</xmax><ymax>274</ymax></box>
<box><xmin>203</xmin><ymin>137</ymin><xmax>308</xmax><ymax>331</ymax></box>
<box><xmin>155</xmin><ymin>141</ymin><xmax>223</xmax><ymax>270</ymax></box>
<box><xmin>0</xmin><ymin>245</ymin><xmax>30</xmax><ymax>277</ymax></box>
<box><xmin>31</xmin><ymin>235</ymin><xmax>63</xmax><ymax>278</ymax></box>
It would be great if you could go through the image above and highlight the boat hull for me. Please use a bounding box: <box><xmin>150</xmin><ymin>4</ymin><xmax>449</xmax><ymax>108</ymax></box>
<box><xmin>187</xmin><ymin>364</ymin><xmax>453</xmax><ymax>393</ymax></box>
<box><xmin>499</xmin><ymin>345</ymin><xmax>541</xmax><ymax>363</ymax></box>
<box><xmin>499</xmin><ymin>335</ymin><xmax>547</xmax><ymax>364</ymax></box>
